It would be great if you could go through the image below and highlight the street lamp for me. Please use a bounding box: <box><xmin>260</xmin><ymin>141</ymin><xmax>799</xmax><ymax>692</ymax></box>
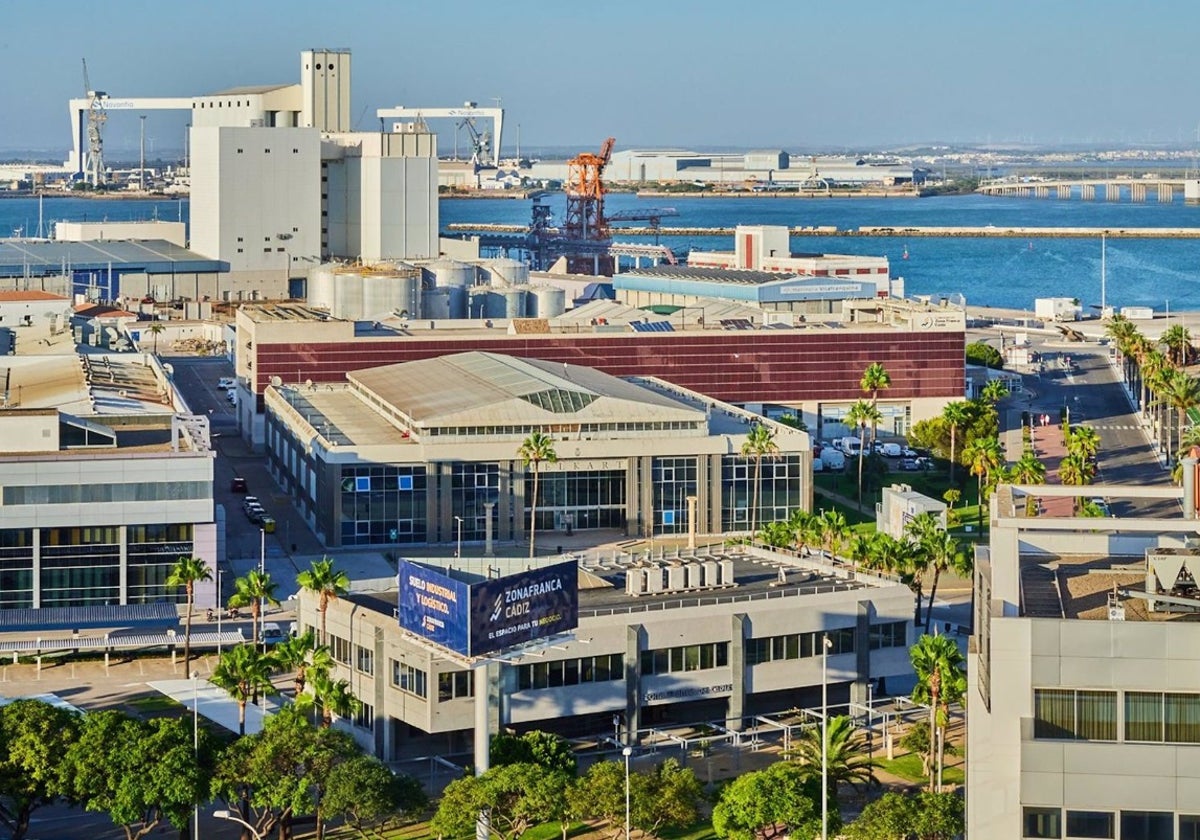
<box><xmin>192</xmin><ymin>671</ymin><xmax>200</xmax><ymax>840</ymax></box>
<box><xmin>866</xmin><ymin>679</ymin><xmax>875</xmax><ymax>769</ymax></box>
<box><xmin>622</xmin><ymin>746</ymin><xmax>633</xmax><ymax>840</ymax></box>
<box><xmin>216</xmin><ymin>567</ymin><xmax>223</xmax><ymax>657</ymax></box>
<box><xmin>213</xmin><ymin>809</ymin><xmax>264</xmax><ymax>840</ymax></box>
<box><xmin>821</xmin><ymin>633</ymin><xmax>833</xmax><ymax>840</ymax></box>
<box><xmin>259</xmin><ymin>529</ymin><xmax>266</xmax><ymax>653</ymax></box>
<box><xmin>454</xmin><ymin>515</ymin><xmax>464</xmax><ymax>559</ymax></box>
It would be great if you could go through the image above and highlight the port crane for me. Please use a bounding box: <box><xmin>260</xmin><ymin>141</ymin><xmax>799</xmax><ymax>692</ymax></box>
<box><xmin>81</xmin><ymin>59</ymin><xmax>107</xmax><ymax>187</ymax></box>
<box><xmin>456</xmin><ymin>117</ymin><xmax>492</xmax><ymax>172</ymax></box>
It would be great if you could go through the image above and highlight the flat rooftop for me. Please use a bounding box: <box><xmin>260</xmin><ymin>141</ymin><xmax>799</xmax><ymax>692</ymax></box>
<box><xmin>1020</xmin><ymin>554</ymin><xmax>1199</xmax><ymax>622</ymax></box>
<box><xmin>0</xmin><ymin>240</ymin><xmax>223</xmax><ymax>276</ymax></box>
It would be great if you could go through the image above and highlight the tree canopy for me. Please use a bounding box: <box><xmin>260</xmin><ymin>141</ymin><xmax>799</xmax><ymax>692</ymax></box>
<box><xmin>712</xmin><ymin>760</ymin><xmax>822</xmax><ymax>840</ymax></box>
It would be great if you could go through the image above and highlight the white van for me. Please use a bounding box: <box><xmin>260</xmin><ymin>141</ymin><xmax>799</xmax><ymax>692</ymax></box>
<box><xmin>881</xmin><ymin>442</ymin><xmax>902</xmax><ymax>458</ymax></box>
<box><xmin>839</xmin><ymin>437</ymin><xmax>862</xmax><ymax>456</ymax></box>
<box><xmin>261</xmin><ymin>622</ymin><xmax>285</xmax><ymax>646</ymax></box>
<box><xmin>821</xmin><ymin>450</ymin><xmax>846</xmax><ymax>470</ymax></box>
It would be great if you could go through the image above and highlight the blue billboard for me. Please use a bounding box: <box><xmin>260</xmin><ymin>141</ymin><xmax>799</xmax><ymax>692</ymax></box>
<box><xmin>397</xmin><ymin>559</ymin><xmax>578</xmax><ymax>657</ymax></box>
<box><xmin>398</xmin><ymin>560</ymin><xmax>471</xmax><ymax>655</ymax></box>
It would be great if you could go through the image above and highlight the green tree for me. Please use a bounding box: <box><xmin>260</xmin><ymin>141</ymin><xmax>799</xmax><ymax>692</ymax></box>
<box><xmin>1162</xmin><ymin>322</ymin><xmax>1193</xmax><ymax>366</ymax></box>
<box><xmin>962</xmin><ymin>435</ymin><xmax>1004</xmax><ymax>527</ymax></box>
<box><xmin>910</xmin><ymin>635</ymin><xmax>967</xmax><ymax>792</ymax></box>
<box><xmin>61</xmin><ymin>711</ymin><xmax>206</xmax><ymax>840</ymax></box>
<box><xmin>296</xmin><ymin>556</ymin><xmax>350</xmax><ymax>646</ymax></box>
<box><xmin>871</xmin><ymin>532</ymin><xmax>925</xmax><ymax>626</ymax></box>
<box><xmin>1011</xmin><ymin>451</ymin><xmax>1046</xmax><ymax>516</ymax></box>
<box><xmin>518</xmin><ymin>431</ymin><xmax>558</xmax><ymax>559</ymax></box>
<box><xmin>758</xmin><ymin>520</ymin><xmax>795</xmax><ymax>549</ymax></box>
<box><xmin>1065</xmin><ymin>425</ymin><xmax>1101</xmax><ymax>463</ymax></box>
<box><xmin>941</xmin><ymin>401</ymin><xmax>972</xmax><ymax>483</ymax></box>
<box><xmin>146</xmin><ymin>321</ymin><xmax>165</xmax><ymax>354</ymax></box>
<box><xmin>228</xmin><ymin>569</ymin><xmax>279</xmax><ymax>649</ymax></box>
<box><xmin>1059</xmin><ymin>453</ymin><xmax>1095</xmax><ymax>507</ymax></box>
<box><xmin>323</xmin><ymin>756</ymin><xmax>427</xmax><ymax>839</ymax></box>
<box><xmin>712</xmin><ymin>761</ymin><xmax>822</xmax><ymax>840</ymax></box>
<box><xmin>942</xmin><ymin>488</ymin><xmax>960</xmax><ymax>510</ymax></box>
<box><xmin>789</xmin><ymin>508</ymin><xmax>819</xmax><ymax>557</ymax></box>
<box><xmin>860</xmin><ymin>362</ymin><xmax>892</xmax><ymax>445</ymax></box>
<box><xmin>490</xmin><ymin>730</ymin><xmax>578</xmax><ymax>776</ymax></box>
<box><xmin>431</xmin><ymin>763</ymin><xmax>570</xmax><ymax>840</ymax></box>
<box><xmin>565</xmin><ymin>760</ymin><xmax>626</xmax><ymax>836</ymax></box>
<box><xmin>166</xmin><ymin>555</ymin><xmax>212</xmax><ymax>673</ymax></box>
<box><xmin>965</xmin><ymin>341</ymin><xmax>1004</xmax><ymax>369</ymax></box>
<box><xmin>906</xmin><ymin>514</ymin><xmax>964</xmax><ymax>634</ymax></box>
<box><xmin>211</xmin><ymin>644</ymin><xmax>278</xmax><ymax>735</ymax></box>
<box><xmin>1156</xmin><ymin>369</ymin><xmax>1200</xmax><ymax>465</ymax></box>
<box><xmin>817</xmin><ymin>508</ymin><xmax>849</xmax><ymax>560</ymax></box>
<box><xmin>741</xmin><ymin>424</ymin><xmax>780</xmax><ymax>535</ymax></box>
<box><xmin>980</xmin><ymin>378</ymin><xmax>1010</xmax><ymax>406</ymax></box>
<box><xmin>308</xmin><ymin>670</ymin><xmax>361</xmax><ymax>729</ymax></box>
<box><xmin>272</xmin><ymin>628</ymin><xmax>332</xmax><ymax>699</ymax></box>
<box><xmin>846</xmin><ymin>790</ymin><xmax>963</xmax><ymax>840</ymax></box>
<box><xmin>0</xmin><ymin>700</ymin><xmax>80</xmax><ymax>840</ymax></box>
<box><xmin>787</xmin><ymin>714</ymin><xmax>877</xmax><ymax>793</ymax></box>
<box><xmin>629</xmin><ymin>757</ymin><xmax>703</xmax><ymax>836</ymax></box>
<box><xmin>846</xmin><ymin>400</ymin><xmax>881</xmax><ymax>509</ymax></box>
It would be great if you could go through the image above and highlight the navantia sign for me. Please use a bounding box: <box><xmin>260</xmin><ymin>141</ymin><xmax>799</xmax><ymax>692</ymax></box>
<box><xmin>398</xmin><ymin>559</ymin><xmax>578</xmax><ymax>657</ymax></box>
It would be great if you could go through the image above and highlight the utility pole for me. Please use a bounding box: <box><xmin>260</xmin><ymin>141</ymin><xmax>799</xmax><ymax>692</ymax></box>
<box><xmin>139</xmin><ymin>115</ymin><xmax>146</xmax><ymax>192</ymax></box>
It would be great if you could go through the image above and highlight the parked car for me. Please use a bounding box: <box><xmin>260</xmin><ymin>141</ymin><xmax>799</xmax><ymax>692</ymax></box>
<box><xmin>217</xmin><ymin>377</ymin><xmax>235</xmax><ymax>389</ymax></box>
<box><xmin>230</xmin><ymin>477</ymin><xmax>248</xmax><ymax>493</ymax></box>
<box><xmin>901</xmin><ymin>447</ymin><xmax>918</xmax><ymax>458</ymax></box>
<box><xmin>881</xmin><ymin>442</ymin><xmax>903</xmax><ymax>458</ymax></box>
<box><xmin>261</xmin><ymin>622</ymin><xmax>285</xmax><ymax>646</ymax></box>
<box><xmin>900</xmin><ymin>458</ymin><xmax>920</xmax><ymax>471</ymax></box>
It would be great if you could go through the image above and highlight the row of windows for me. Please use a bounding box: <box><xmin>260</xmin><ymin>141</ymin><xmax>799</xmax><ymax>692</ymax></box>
<box><xmin>1035</xmin><ymin>688</ymin><xmax>1200</xmax><ymax>744</ymax></box>
<box><xmin>2</xmin><ymin>481</ymin><xmax>210</xmax><ymax>506</ymax></box>
<box><xmin>438</xmin><ymin>671</ymin><xmax>474</xmax><ymax>701</ymax></box>
<box><xmin>517</xmin><ymin>654</ymin><xmax>625</xmax><ymax>690</ymax></box>
<box><xmin>746</xmin><ymin>627</ymin><xmax>856</xmax><ymax>666</ymax></box>
<box><xmin>330</xmin><ymin>634</ymin><xmax>352</xmax><ymax>665</ymax></box>
<box><xmin>1023</xmin><ymin>806</ymin><xmax>1200</xmax><ymax>839</ymax></box>
<box><xmin>423</xmin><ymin>420</ymin><xmax>703</xmax><ymax>437</ymax></box>
<box><xmin>640</xmin><ymin>643</ymin><xmax>729</xmax><ymax>676</ymax></box>
<box><xmin>390</xmin><ymin>660</ymin><xmax>428</xmax><ymax>698</ymax></box>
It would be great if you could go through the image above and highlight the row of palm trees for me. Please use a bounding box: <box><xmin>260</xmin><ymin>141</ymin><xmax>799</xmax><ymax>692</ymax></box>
<box><xmin>1107</xmin><ymin>315</ymin><xmax>1200</xmax><ymax>467</ymax></box>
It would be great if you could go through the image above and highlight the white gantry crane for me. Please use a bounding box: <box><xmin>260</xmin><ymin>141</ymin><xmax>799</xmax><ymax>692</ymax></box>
<box><xmin>81</xmin><ymin>58</ymin><xmax>107</xmax><ymax>187</ymax></box>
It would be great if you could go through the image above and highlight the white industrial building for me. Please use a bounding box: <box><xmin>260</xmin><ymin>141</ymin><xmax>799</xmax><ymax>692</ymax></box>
<box><xmin>969</xmin><ymin>478</ymin><xmax>1200</xmax><ymax>839</ymax></box>
<box><xmin>185</xmin><ymin>49</ymin><xmax>439</xmax><ymax>300</ymax></box>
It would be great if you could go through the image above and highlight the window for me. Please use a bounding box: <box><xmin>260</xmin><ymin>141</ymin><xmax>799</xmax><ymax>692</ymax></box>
<box><xmin>518</xmin><ymin>653</ymin><xmax>623</xmax><ymax>690</ymax></box>
<box><xmin>747</xmin><ymin>629</ymin><xmax>855</xmax><ymax>665</ymax></box>
<box><xmin>1065</xmin><ymin>811</ymin><xmax>1114</xmax><ymax>839</ymax></box>
<box><xmin>1033</xmin><ymin>689</ymin><xmax>1116</xmax><ymax>741</ymax></box>
<box><xmin>437</xmin><ymin>670</ymin><xmax>474</xmax><ymax>701</ymax></box>
<box><xmin>869</xmin><ymin>621</ymin><xmax>907</xmax><ymax>650</ymax></box>
<box><xmin>1181</xmin><ymin>815</ymin><xmax>1200</xmax><ymax>840</ymax></box>
<box><xmin>1022</xmin><ymin>807</ymin><xmax>1061</xmax><ymax>839</ymax></box>
<box><xmin>329</xmin><ymin>634</ymin><xmax>351</xmax><ymax>665</ymax></box>
<box><xmin>639</xmin><ymin>643</ymin><xmax>728</xmax><ymax>676</ymax></box>
<box><xmin>1120</xmin><ymin>812</ymin><xmax>1172</xmax><ymax>840</ymax></box>
<box><xmin>355</xmin><ymin>645</ymin><xmax>374</xmax><ymax>675</ymax></box>
<box><xmin>353</xmin><ymin>701</ymin><xmax>374</xmax><ymax>731</ymax></box>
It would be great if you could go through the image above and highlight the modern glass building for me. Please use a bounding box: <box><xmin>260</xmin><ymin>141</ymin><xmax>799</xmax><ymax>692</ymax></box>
<box><xmin>264</xmin><ymin>351</ymin><xmax>812</xmax><ymax>548</ymax></box>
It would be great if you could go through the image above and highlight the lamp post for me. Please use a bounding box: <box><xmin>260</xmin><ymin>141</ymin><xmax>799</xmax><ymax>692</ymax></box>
<box><xmin>866</xmin><ymin>679</ymin><xmax>874</xmax><ymax>768</ymax></box>
<box><xmin>192</xmin><ymin>671</ymin><xmax>200</xmax><ymax>840</ymax></box>
<box><xmin>213</xmin><ymin>809</ymin><xmax>264</xmax><ymax>840</ymax></box>
<box><xmin>259</xmin><ymin>528</ymin><xmax>266</xmax><ymax>653</ymax></box>
<box><xmin>622</xmin><ymin>745</ymin><xmax>633</xmax><ymax>840</ymax></box>
<box><xmin>216</xmin><ymin>567</ymin><xmax>223</xmax><ymax>657</ymax></box>
<box><xmin>455</xmin><ymin>515</ymin><xmax>464</xmax><ymax>559</ymax></box>
<box><xmin>821</xmin><ymin>632</ymin><xmax>833</xmax><ymax>840</ymax></box>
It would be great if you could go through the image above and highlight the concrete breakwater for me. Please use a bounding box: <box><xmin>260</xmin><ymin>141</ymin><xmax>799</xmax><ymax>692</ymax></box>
<box><xmin>445</xmin><ymin>223</ymin><xmax>1200</xmax><ymax>239</ymax></box>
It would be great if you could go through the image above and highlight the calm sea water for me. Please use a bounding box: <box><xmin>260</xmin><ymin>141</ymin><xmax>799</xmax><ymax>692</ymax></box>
<box><xmin>5</xmin><ymin>192</ymin><xmax>1200</xmax><ymax>310</ymax></box>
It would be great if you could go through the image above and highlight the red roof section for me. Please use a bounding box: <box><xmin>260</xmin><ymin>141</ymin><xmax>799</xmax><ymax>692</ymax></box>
<box><xmin>0</xmin><ymin>290</ymin><xmax>69</xmax><ymax>302</ymax></box>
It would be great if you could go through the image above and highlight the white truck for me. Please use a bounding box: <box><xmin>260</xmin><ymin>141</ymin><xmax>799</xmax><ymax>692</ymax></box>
<box><xmin>1034</xmin><ymin>297</ymin><xmax>1082</xmax><ymax>323</ymax></box>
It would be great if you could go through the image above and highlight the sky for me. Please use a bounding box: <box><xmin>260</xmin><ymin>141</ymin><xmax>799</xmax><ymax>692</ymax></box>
<box><xmin>3</xmin><ymin>0</ymin><xmax>1200</xmax><ymax>158</ymax></box>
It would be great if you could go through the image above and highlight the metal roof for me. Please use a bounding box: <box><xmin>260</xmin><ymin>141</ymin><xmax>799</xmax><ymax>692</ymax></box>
<box><xmin>204</xmin><ymin>83</ymin><xmax>295</xmax><ymax>96</ymax></box>
<box><xmin>347</xmin><ymin>351</ymin><xmax>702</xmax><ymax>430</ymax></box>
<box><xmin>0</xmin><ymin>602</ymin><xmax>178</xmax><ymax>632</ymax></box>
<box><xmin>621</xmin><ymin>265</ymin><xmax>798</xmax><ymax>286</ymax></box>
<box><xmin>0</xmin><ymin>240</ymin><xmax>225</xmax><ymax>276</ymax></box>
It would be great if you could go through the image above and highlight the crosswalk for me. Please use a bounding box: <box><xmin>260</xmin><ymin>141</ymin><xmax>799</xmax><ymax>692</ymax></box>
<box><xmin>1086</xmin><ymin>424</ymin><xmax>1143</xmax><ymax>431</ymax></box>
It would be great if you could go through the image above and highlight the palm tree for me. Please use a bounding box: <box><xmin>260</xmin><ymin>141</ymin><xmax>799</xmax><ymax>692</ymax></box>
<box><xmin>1058</xmin><ymin>453</ymin><xmax>1095</xmax><ymax>512</ymax></box>
<box><xmin>166</xmin><ymin>555</ymin><xmax>212</xmax><ymax>673</ymax></box>
<box><xmin>1156</xmin><ymin>369</ymin><xmax>1200</xmax><ymax>466</ymax></box>
<box><xmin>1011</xmin><ymin>451</ymin><xmax>1047</xmax><ymax>516</ymax></box>
<box><xmin>909</xmin><ymin>634</ymin><xmax>966</xmax><ymax>793</ymax></box>
<box><xmin>817</xmin><ymin>508</ymin><xmax>849</xmax><ymax>560</ymax></box>
<box><xmin>211</xmin><ymin>644</ymin><xmax>277</xmax><ymax>735</ymax></box>
<box><xmin>846</xmin><ymin>400</ymin><xmax>881</xmax><ymax>509</ymax></box>
<box><xmin>846</xmin><ymin>533</ymin><xmax>875</xmax><ymax>570</ymax></box>
<box><xmin>297</xmin><ymin>557</ymin><xmax>350</xmax><ymax>646</ymax></box>
<box><xmin>962</xmin><ymin>436</ymin><xmax>1004</xmax><ymax>527</ymax></box>
<box><xmin>228</xmin><ymin>570</ymin><xmax>280</xmax><ymax>649</ymax></box>
<box><xmin>873</xmin><ymin>532</ymin><xmax>925</xmax><ymax>625</ymax></box>
<box><xmin>1162</xmin><ymin>323</ymin><xmax>1193</xmax><ymax>367</ymax></box>
<box><xmin>309</xmin><ymin>671</ymin><xmax>361</xmax><ymax>728</ymax></box>
<box><xmin>741</xmin><ymin>424</ymin><xmax>780</xmax><ymax>537</ymax></box>
<box><xmin>518</xmin><ymin>431</ymin><xmax>558</xmax><ymax>559</ymax></box>
<box><xmin>980</xmin><ymin>379</ymin><xmax>1009</xmax><ymax>406</ymax></box>
<box><xmin>906</xmin><ymin>515</ymin><xmax>963</xmax><ymax>634</ymax></box>
<box><xmin>1142</xmin><ymin>350</ymin><xmax>1172</xmax><ymax>451</ymax></box>
<box><xmin>1065</xmin><ymin>425</ymin><xmax>1101</xmax><ymax>463</ymax></box>
<box><xmin>788</xmin><ymin>508</ymin><xmax>816</xmax><ymax>556</ymax></box>
<box><xmin>272</xmin><ymin>629</ymin><xmax>333</xmax><ymax>698</ymax></box>
<box><xmin>860</xmin><ymin>363</ymin><xmax>892</xmax><ymax>445</ymax></box>
<box><xmin>941</xmin><ymin>401</ymin><xmax>972</xmax><ymax>483</ymax></box>
<box><xmin>146</xmin><ymin>321</ymin><xmax>165</xmax><ymax>354</ymax></box>
<box><xmin>787</xmin><ymin>714</ymin><xmax>877</xmax><ymax>791</ymax></box>
<box><xmin>758</xmin><ymin>520</ymin><xmax>794</xmax><ymax>549</ymax></box>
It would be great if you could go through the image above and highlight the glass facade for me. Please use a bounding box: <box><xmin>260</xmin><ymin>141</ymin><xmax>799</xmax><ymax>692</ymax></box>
<box><xmin>40</xmin><ymin>526</ymin><xmax>121</xmax><ymax>607</ymax></box>
<box><xmin>528</xmin><ymin>469</ymin><xmax>626</xmax><ymax>531</ymax></box>
<box><xmin>339</xmin><ymin>465</ymin><xmax>427</xmax><ymax>546</ymax></box>
<box><xmin>127</xmin><ymin>524</ymin><xmax>194</xmax><ymax>604</ymax></box>
<box><xmin>721</xmin><ymin>453</ymin><xmax>804</xmax><ymax>530</ymax></box>
<box><xmin>450</xmin><ymin>463</ymin><xmax>499</xmax><ymax>541</ymax></box>
<box><xmin>0</xmin><ymin>529</ymin><xmax>34</xmax><ymax>608</ymax></box>
<box><xmin>652</xmin><ymin>456</ymin><xmax>697</xmax><ymax>535</ymax></box>
<box><xmin>1033</xmin><ymin>688</ymin><xmax>1117</xmax><ymax>741</ymax></box>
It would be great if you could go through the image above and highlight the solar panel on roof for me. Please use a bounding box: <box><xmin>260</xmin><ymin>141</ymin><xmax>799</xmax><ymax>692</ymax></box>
<box><xmin>630</xmin><ymin>320</ymin><xmax>674</xmax><ymax>333</ymax></box>
<box><xmin>719</xmin><ymin>319</ymin><xmax>754</xmax><ymax>330</ymax></box>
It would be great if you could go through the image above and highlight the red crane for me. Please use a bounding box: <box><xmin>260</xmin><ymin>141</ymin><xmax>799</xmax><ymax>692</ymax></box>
<box><xmin>562</xmin><ymin>137</ymin><xmax>616</xmax><ymax>274</ymax></box>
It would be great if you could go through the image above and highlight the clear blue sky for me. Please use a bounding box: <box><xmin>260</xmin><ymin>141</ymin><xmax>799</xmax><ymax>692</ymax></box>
<box><xmin>3</xmin><ymin>0</ymin><xmax>1199</xmax><ymax>157</ymax></box>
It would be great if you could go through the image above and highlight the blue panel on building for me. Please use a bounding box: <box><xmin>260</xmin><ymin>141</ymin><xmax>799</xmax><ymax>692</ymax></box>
<box><xmin>467</xmin><ymin>560</ymin><xmax>578</xmax><ymax>657</ymax></box>
<box><xmin>397</xmin><ymin>560</ymin><xmax>471</xmax><ymax>655</ymax></box>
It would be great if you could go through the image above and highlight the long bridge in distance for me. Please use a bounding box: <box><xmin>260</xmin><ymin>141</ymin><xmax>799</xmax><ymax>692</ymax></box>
<box><xmin>977</xmin><ymin>177</ymin><xmax>1200</xmax><ymax>203</ymax></box>
<box><xmin>447</xmin><ymin>223</ymin><xmax>1200</xmax><ymax>239</ymax></box>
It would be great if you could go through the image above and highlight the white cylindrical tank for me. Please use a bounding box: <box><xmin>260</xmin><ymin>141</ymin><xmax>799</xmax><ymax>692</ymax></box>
<box><xmin>334</xmin><ymin>269</ymin><xmax>361</xmax><ymax>319</ymax></box>
<box><xmin>469</xmin><ymin>288</ymin><xmax>492</xmax><ymax>319</ymax></box>
<box><xmin>503</xmin><ymin>288</ymin><xmax>527</xmax><ymax>319</ymax></box>
<box><xmin>307</xmin><ymin>264</ymin><xmax>337</xmax><ymax>312</ymax></box>
<box><xmin>527</xmin><ymin>286</ymin><xmax>566</xmax><ymax>318</ymax></box>
<box><xmin>396</xmin><ymin>272</ymin><xmax>421</xmax><ymax>319</ymax></box>
<box><xmin>423</xmin><ymin>287</ymin><xmax>451</xmax><ymax>320</ymax></box>
<box><xmin>362</xmin><ymin>272</ymin><xmax>391</xmax><ymax>320</ymax></box>
<box><xmin>484</xmin><ymin>257</ymin><xmax>530</xmax><ymax>287</ymax></box>
<box><xmin>427</xmin><ymin>259</ymin><xmax>475</xmax><ymax>288</ymax></box>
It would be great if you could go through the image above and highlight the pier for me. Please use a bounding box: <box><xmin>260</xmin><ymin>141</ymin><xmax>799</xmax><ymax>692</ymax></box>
<box><xmin>446</xmin><ymin>223</ymin><xmax>1200</xmax><ymax>239</ymax></box>
<box><xmin>977</xmin><ymin>178</ymin><xmax>1199</xmax><ymax>203</ymax></box>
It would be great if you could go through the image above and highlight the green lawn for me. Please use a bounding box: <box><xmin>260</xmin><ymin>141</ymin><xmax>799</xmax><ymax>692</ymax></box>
<box><xmin>876</xmin><ymin>752</ymin><xmax>964</xmax><ymax>787</ymax></box>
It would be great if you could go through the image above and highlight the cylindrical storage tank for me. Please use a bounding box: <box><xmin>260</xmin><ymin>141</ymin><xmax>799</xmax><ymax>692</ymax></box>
<box><xmin>396</xmin><ymin>271</ymin><xmax>421</xmax><ymax>319</ymax></box>
<box><xmin>527</xmin><ymin>286</ymin><xmax>566</xmax><ymax>319</ymax></box>
<box><xmin>362</xmin><ymin>272</ymin><xmax>391</xmax><ymax>321</ymax></box>
<box><xmin>423</xmin><ymin>287</ymin><xmax>451</xmax><ymax>320</ymax></box>
<box><xmin>446</xmin><ymin>285</ymin><xmax>467</xmax><ymax>320</ymax></box>
<box><xmin>427</xmin><ymin>259</ymin><xmax>475</xmax><ymax>288</ymax></box>
<box><xmin>333</xmin><ymin>270</ymin><xmax>361</xmax><ymax>320</ymax></box>
<box><xmin>482</xmin><ymin>291</ymin><xmax>507</xmax><ymax>319</ymax></box>
<box><xmin>307</xmin><ymin>264</ymin><xmax>337</xmax><ymax>312</ymax></box>
<box><xmin>503</xmin><ymin>288</ymin><xmax>527</xmax><ymax>319</ymax></box>
<box><xmin>469</xmin><ymin>288</ymin><xmax>492</xmax><ymax>319</ymax></box>
<box><xmin>484</xmin><ymin>257</ymin><xmax>530</xmax><ymax>287</ymax></box>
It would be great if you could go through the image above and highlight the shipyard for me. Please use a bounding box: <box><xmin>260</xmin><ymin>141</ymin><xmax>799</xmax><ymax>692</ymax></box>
<box><xmin>4</xmin><ymin>12</ymin><xmax>1200</xmax><ymax>840</ymax></box>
